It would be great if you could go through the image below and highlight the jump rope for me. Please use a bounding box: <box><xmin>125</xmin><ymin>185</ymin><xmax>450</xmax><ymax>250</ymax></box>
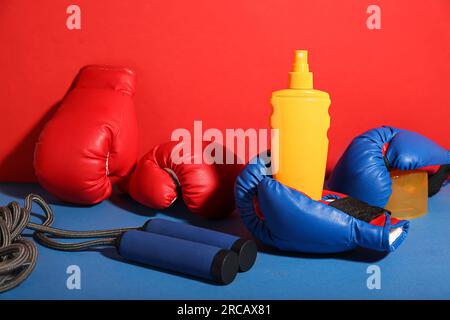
<box><xmin>0</xmin><ymin>194</ymin><xmax>257</xmax><ymax>292</ymax></box>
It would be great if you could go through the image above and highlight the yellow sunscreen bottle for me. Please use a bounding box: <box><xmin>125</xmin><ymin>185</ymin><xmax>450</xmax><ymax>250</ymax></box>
<box><xmin>270</xmin><ymin>50</ymin><xmax>331</xmax><ymax>200</ymax></box>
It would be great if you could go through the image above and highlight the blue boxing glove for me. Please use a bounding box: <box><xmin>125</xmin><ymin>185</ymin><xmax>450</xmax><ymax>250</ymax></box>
<box><xmin>328</xmin><ymin>126</ymin><xmax>450</xmax><ymax>208</ymax></box>
<box><xmin>235</xmin><ymin>155</ymin><xmax>409</xmax><ymax>253</ymax></box>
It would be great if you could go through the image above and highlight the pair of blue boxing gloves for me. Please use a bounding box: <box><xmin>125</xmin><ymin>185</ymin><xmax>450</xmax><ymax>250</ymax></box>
<box><xmin>235</xmin><ymin>126</ymin><xmax>449</xmax><ymax>254</ymax></box>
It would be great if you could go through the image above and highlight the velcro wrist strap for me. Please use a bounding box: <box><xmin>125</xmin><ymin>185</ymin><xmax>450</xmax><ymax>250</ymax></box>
<box><xmin>328</xmin><ymin>197</ymin><xmax>387</xmax><ymax>223</ymax></box>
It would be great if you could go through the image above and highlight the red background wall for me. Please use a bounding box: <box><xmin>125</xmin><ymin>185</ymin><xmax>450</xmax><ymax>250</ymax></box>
<box><xmin>1</xmin><ymin>0</ymin><xmax>449</xmax><ymax>182</ymax></box>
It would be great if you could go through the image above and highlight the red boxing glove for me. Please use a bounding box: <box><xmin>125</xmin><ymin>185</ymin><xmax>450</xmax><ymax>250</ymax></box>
<box><xmin>123</xmin><ymin>141</ymin><xmax>243</xmax><ymax>219</ymax></box>
<box><xmin>34</xmin><ymin>65</ymin><xmax>138</xmax><ymax>204</ymax></box>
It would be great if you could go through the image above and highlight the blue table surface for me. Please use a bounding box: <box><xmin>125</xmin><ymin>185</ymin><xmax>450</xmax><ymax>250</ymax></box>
<box><xmin>0</xmin><ymin>183</ymin><xmax>449</xmax><ymax>300</ymax></box>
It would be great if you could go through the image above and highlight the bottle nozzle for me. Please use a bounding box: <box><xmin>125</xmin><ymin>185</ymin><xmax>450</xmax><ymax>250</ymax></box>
<box><xmin>289</xmin><ymin>49</ymin><xmax>313</xmax><ymax>89</ymax></box>
<box><xmin>292</xmin><ymin>50</ymin><xmax>309</xmax><ymax>72</ymax></box>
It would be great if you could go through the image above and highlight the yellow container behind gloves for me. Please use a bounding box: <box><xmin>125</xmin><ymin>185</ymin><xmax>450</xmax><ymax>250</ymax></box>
<box><xmin>270</xmin><ymin>50</ymin><xmax>331</xmax><ymax>200</ymax></box>
<box><xmin>385</xmin><ymin>170</ymin><xmax>428</xmax><ymax>220</ymax></box>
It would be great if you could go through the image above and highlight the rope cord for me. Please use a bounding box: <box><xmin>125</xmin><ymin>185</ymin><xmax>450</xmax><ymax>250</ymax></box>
<box><xmin>0</xmin><ymin>194</ymin><xmax>139</xmax><ymax>293</ymax></box>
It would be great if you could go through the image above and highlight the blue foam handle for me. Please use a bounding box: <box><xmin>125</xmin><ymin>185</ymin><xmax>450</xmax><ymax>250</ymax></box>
<box><xmin>118</xmin><ymin>230</ymin><xmax>238</xmax><ymax>284</ymax></box>
<box><xmin>142</xmin><ymin>219</ymin><xmax>258</xmax><ymax>272</ymax></box>
<box><xmin>143</xmin><ymin>219</ymin><xmax>238</xmax><ymax>250</ymax></box>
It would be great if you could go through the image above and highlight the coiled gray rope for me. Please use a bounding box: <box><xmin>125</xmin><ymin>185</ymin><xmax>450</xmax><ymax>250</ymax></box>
<box><xmin>0</xmin><ymin>194</ymin><xmax>138</xmax><ymax>293</ymax></box>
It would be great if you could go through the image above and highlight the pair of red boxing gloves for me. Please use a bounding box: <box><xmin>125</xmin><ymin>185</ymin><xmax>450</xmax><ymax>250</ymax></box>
<box><xmin>34</xmin><ymin>65</ymin><xmax>242</xmax><ymax>218</ymax></box>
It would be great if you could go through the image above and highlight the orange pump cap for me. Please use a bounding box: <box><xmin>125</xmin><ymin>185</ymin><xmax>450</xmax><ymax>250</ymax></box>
<box><xmin>289</xmin><ymin>50</ymin><xmax>313</xmax><ymax>89</ymax></box>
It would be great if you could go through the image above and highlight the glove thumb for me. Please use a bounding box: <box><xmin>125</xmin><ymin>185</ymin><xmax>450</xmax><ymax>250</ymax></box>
<box><xmin>387</xmin><ymin>130</ymin><xmax>450</xmax><ymax>170</ymax></box>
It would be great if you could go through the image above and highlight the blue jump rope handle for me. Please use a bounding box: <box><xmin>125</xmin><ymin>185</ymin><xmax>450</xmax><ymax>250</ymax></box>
<box><xmin>118</xmin><ymin>230</ymin><xmax>239</xmax><ymax>284</ymax></box>
<box><xmin>142</xmin><ymin>219</ymin><xmax>257</xmax><ymax>272</ymax></box>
